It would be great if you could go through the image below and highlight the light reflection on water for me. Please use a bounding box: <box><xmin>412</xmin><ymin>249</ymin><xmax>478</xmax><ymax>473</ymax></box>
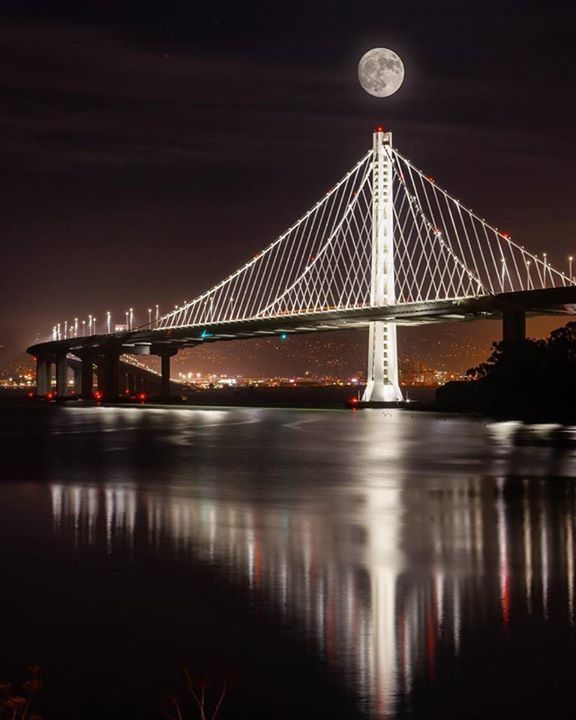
<box><xmin>40</xmin><ymin>407</ymin><xmax>576</xmax><ymax>718</ymax></box>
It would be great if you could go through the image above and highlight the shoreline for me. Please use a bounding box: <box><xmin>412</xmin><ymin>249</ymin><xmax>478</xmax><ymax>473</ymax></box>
<box><xmin>0</xmin><ymin>384</ymin><xmax>437</xmax><ymax>409</ymax></box>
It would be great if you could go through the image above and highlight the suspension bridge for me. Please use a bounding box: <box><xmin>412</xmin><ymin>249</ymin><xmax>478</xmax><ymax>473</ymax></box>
<box><xmin>28</xmin><ymin>128</ymin><xmax>576</xmax><ymax>403</ymax></box>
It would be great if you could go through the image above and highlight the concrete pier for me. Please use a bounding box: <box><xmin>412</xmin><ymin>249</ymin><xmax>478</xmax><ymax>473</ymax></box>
<box><xmin>79</xmin><ymin>352</ymin><xmax>94</xmax><ymax>398</ymax></box>
<box><xmin>56</xmin><ymin>354</ymin><xmax>68</xmax><ymax>397</ymax></box>
<box><xmin>36</xmin><ymin>356</ymin><xmax>52</xmax><ymax>396</ymax></box>
<box><xmin>101</xmin><ymin>350</ymin><xmax>120</xmax><ymax>400</ymax></box>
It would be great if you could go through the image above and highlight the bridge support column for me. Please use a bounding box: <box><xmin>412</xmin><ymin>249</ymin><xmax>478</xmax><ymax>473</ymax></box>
<box><xmin>96</xmin><ymin>363</ymin><xmax>105</xmax><ymax>395</ymax></box>
<box><xmin>155</xmin><ymin>348</ymin><xmax>177</xmax><ymax>401</ymax></box>
<box><xmin>73</xmin><ymin>364</ymin><xmax>82</xmax><ymax>395</ymax></box>
<box><xmin>364</xmin><ymin>321</ymin><xmax>402</xmax><ymax>402</ymax></box>
<box><xmin>79</xmin><ymin>353</ymin><xmax>94</xmax><ymax>399</ymax></box>
<box><xmin>36</xmin><ymin>356</ymin><xmax>51</xmax><ymax>396</ymax></box>
<box><xmin>105</xmin><ymin>352</ymin><xmax>120</xmax><ymax>400</ymax></box>
<box><xmin>502</xmin><ymin>308</ymin><xmax>526</xmax><ymax>343</ymax></box>
<box><xmin>56</xmin><ymin>355</ymin><xmax>69</xmax><ymax>397</ymax></box>
<box><xmin>98</xmin><ymin>348</ymin><xmax>120</xmax><ymax>400</ymax></box>
<box><xmin>161</xmin><ymin>355</ymin><xmax>171</xmax><ymax>400</ymax></box>
<box><xmin>362</xmin><ymin>128</ymin><xmax>403</xmax><ymax>403</ymax></box>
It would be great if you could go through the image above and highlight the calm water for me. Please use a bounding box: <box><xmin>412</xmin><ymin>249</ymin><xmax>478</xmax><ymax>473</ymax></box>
<box><xmin>2</xmin><ymin>400</ymin><xmax>576</xmax><ymax>718</ymax></box>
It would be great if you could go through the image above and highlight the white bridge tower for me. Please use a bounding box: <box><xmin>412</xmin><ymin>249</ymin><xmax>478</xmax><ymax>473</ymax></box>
<box><xmin>362</xmin><ymin>128</ymin><xmax>403</xmax><ymax>403</ymax></box>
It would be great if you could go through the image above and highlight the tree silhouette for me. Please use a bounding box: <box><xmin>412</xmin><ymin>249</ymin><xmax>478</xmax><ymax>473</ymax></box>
<box><xmin>462</xmin><ymin>320</ymin><xmax>576</xmax><ymax>418</ymax></box>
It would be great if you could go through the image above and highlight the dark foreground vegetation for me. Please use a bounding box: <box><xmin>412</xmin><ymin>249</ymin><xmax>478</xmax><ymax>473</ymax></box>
<box><xmin>437</xmin><ymin>321</ymin><xmax>576</xmax><ymax>420</ymax></box>
<box><xmin>0</xmin><ymin>668</ymin><xmax>228</xmax><ymax>720</ymax></box>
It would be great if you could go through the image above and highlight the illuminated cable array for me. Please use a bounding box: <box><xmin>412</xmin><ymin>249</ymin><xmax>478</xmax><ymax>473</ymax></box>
<box><xmin>158</xmin><ymin>150</ymin><xmax>375</xmax><ymax>329</ymax></box>
<box><xmin>389</xmin><ymin>148</ymin><xmax>571</xmax><ymax>301</ymax></box>
<box><xmin>49</xmin><ymin>140</ymin><xmax>574</xmax><ymax>340</ymax></box>
<box><xmin>157</xmin><ymin>144</ymin><xmax>571</xmax><ymax>331</ymax></box>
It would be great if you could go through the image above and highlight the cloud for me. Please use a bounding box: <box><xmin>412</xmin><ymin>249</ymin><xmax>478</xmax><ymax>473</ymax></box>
<box><xmin>0</xmin><ymin>22</ymin><xmax>359</xmax><ymax>171</ymax></box>
<box><xmin>1</xmin><ymin>19</ymin><xmax>571</xmax><ymax>180</ymax></box>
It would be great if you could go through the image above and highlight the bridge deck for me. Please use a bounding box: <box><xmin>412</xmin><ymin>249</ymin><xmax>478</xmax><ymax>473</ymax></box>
<box><xmin>27</xmin><ymin>287</ymin><xmax>576</xmax><ymax>358</ymax></box>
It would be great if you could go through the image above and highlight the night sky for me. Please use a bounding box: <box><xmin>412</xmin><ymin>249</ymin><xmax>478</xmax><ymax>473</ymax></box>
<box><xmin>1</xmin><ymin>0</ymin><xmax>575</xmax><ymax>375</ymax></box>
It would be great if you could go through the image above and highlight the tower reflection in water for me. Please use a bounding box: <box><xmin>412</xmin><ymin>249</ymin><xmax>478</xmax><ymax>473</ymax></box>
<box><xmin>49</xmin><ymin>418</ymin><xmax>576</xmax><ymax>718</ymax></box>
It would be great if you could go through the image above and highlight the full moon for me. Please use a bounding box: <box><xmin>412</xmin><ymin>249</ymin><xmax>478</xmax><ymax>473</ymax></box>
<box><xmin>358</xmin><ymin>48</ymin><xmax>405</xmax><ymax>98</ymax></box>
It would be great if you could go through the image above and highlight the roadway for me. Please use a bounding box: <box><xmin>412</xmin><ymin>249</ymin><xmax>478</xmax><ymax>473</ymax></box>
<box><xmin>28</xmin><ymin>287</ymin><xmax>576</xmax><ymax>359</ymax></box>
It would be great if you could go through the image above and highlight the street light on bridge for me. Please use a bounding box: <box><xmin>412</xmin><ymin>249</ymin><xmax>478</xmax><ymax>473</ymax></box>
<box><xmin>107</xmin><ymin>311</ymin><xmax>111</xmax><ymax>334</ymax></box>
